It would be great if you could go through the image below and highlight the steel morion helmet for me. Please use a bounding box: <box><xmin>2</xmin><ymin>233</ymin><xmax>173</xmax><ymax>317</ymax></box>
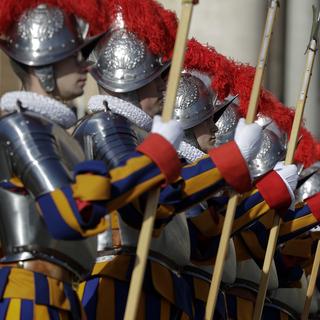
<box><xmin>0</xmin><ymin>3</ymin><xmax>103</xmax><ymax>92</ymax></box>
<box><xmin>214</xmin><ymin>99</ymin><xmax>241</xmax><ymax>147</ymax></box>
<box><xmin>295</xmin><ymin>162</ymin><xmax>320</xmax><ymax>202</ymax></box>
<box><xmin>90</xmin><ymin>13</ymin><xmax>171</xmax><ymax>93</ymax></box>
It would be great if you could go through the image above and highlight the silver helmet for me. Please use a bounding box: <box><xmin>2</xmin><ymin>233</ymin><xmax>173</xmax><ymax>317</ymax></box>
<box><xmin>173</xmin><ymin>72</ymin><xmax>218</xmax><ymax>130</ymax></box>
<box><xmin>90</xmin><ymin>13</ymin><xmax>170</xmax><ymax>93</ymax></box>
<box><xmin>248</xmin><ymin>126</ymin><xmax>287</xmax><ymax>179</ymax></box>
<box><xmin>214</xmin><ymin>100</ymin><xmax>240</xmax><ymax>147</ymax></box>
<box><xmin>295</xmin><ymin>162</ymin><xmax>320</xmax><ymax>202</ymax></box>
<box><xmin>0</xmin><ymin>4</ymin><xmax>101</xmax><ymax>92</ymax></box>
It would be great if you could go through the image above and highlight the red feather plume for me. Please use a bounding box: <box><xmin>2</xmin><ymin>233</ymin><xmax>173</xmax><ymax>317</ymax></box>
<box><xmin>0</xmin><ymin>0</ymin><xmax>106</xmax><ymax>37</ymax></box>
<box><xmin>185</xmin><ymin>38</ymin><xmax>318</xmax><ymax>167</ymax></box>
<box><xmin>96</xmin><ymin>0</ymin><xmax>178</xmax><ymax>61</ymax></box>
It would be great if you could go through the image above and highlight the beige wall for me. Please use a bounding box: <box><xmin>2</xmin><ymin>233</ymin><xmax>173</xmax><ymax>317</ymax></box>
<box><xmin>0</xmin><ymin>52</ymin><xmax>21</xmax><ymax>94</ymax></box>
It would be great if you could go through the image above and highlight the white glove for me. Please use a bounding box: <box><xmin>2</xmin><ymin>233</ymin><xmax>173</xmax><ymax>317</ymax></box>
<box><xmin>234</xmin><ymin>118</ymin><xmax>263</xmax><ymax>162</ymax></box>
<box><xmin>274</xmin><ymin>161</ymin><xmax>298</xmax><ymax>207</ymax></box>
<box><xmin>151</xmin><ymin>115</ymin><xmax>183</xmax><ymax>149</ymax></box>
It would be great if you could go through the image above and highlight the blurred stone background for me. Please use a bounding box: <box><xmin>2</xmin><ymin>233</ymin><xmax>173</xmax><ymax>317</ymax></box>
<box><xmin>1</xmin><ymin>0</ymin><xmax>320</xmax><ymax>137</ymax></box>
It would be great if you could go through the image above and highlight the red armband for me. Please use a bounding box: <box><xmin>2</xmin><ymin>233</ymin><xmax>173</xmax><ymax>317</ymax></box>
<box><xmin>256</xmin><ymin>171</ymin><xmax>291</xmax><ymax>211</ymax></box>
<box><xmin>137</xmin><ymin>133</ymin><xmax>181</xmax><ymax>184</ymax></box>
<box><xmin>209</xmin><ymin>141</ymin><xmax>251</xmax><ymax>193</ymax></box>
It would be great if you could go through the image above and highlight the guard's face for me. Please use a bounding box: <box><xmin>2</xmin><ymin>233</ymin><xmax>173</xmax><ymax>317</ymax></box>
<box><xmin>54</xmin><ymin>52</ymin><xmax>88</xmax><ymax>100</ymax></box>
<box><xmin>193</xmin><ymin>116</ymin><xmax>218</xmax><ymax>153</ymax></box>
<box><xmin>138</xmin><ymin>76</ymin><xmax>166</xmax><ymax>117</ymax></box>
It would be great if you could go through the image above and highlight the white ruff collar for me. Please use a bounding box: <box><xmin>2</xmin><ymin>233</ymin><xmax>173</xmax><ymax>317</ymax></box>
<box><xmin>88</xmin><ymin>95</ymin><xmax>153</xmax><ymax>132</ymax></box>
<box><xmin>88</xmin><ymin>94</ymin><xmax>205</xmax><ymax>162</ymax></box>
<box><xmin>178</xmin><ymin>141</ymin><xmax>205</xmax><ymax>162</ymax></box>
<box><xmin>0</xmin><ymin>91</ymin><xmax>77</xmax><ymax>129</ymax></box>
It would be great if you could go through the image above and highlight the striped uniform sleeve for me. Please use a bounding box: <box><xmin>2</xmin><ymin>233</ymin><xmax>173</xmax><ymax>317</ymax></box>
<box><xmin>279</xmin><ymin>233</ymin><xmax>320</xmax><ymax>284</ymax></box>
<box><xmin>237</xmin><ymin>195</ymin><xmax>320</xmax><ymax>262</ymax></box>
<box><xmin>186</xmin><ymin>170</ymin><xmax>292</xmax><ymax>263</ymax></box>
<box><xmin>159</xmin><ymin>141</ymin><xmax>252</xmax><ymax>213</ymax></box>
<box><xmin>187</xmin><ymin>170</ymin><xmax>292</xmax><ymax>246</ymax></box>
<box><xmin>238</xmin><ymin>213</ymin><xmax>276</xmax><ymax>263</ymax></box>
<box><xmin>279</xmin><ymin>192</ymin><xmax>320</xmax><ymax>244</ymax></box>
<box><xmin>235</xmin><ymin>199</ymin><xmax>320</xmax><ymax>265</ymax></box>
<box><xmin>186</xmin><ymin>190</ymin><xmax>273</xmax><ymax>263</ymax></box>
<box><xmin>36</xmin><ymin>133</ymin><xmax>181</xmax><ymax>240</ymax></box>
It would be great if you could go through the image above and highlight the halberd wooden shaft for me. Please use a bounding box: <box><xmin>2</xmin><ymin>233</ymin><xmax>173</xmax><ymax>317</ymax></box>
<box><xmin>123</xmin><ymin>1</ymin><xmax>197</xmax><ymax>319</ymax></box>
<box><xmin>301</xmin><ymin>240</ymin><xmax>320</xmax><ymax>319</ymax></box>
<box><xmin>204</xmin><ymin>1</ymin><xmax>279</xmax><ymax>319</ymax></box>
<box><xmin>253</xmin><ymin>33</ymin><xmax>319</xmax><ymax>320</ymax></box>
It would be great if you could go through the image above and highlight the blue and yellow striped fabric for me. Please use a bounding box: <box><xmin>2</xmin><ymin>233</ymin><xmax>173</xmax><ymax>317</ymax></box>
<box><xmin>34</xmin><ymin>154</ymin><xmax>179</xmax><ymax>240</ymax></box>
<box><xmin>183</xmin><ymin>189</ymin><xmax>272</xmax><ymax>264</ymax></box>
<box><xmin>274</xmin><ymin>249</ymin><xmax>304</xmax><ymax>288</ymax></box>
<box><xmin>182</xmin><ymin>272</ymin><xmax>226</xmax><ymax>320</ymax></box>
<box><xmin>225</xmin><ymin>291</ymin><xmax>255</xmax><ymax>320</ymax></box>
<box><xmin>188</xmin><ymin>188</ymin><xmax>272</xmax><ymax>238</ymax></box>
<box><xmin>0</xmin><ymin>267</ymin><xmax>82</xmax><ymax>320</ymax></box>
<box><xmin>225</xmin><ymin>292</ymin><xmax>293</xmax><ymax>320</ymax></box>
<box><xmin>159</xmin><ymin>156</ymin><xmax>226</xmax><ymax>213</ymax></box>
<box><xmin>78</xmin><ymin>255</ymin><xmax>193</xmax><ymax>320</ymax></box>
<box><xmin>279</xmin><ymin>203</ymin><xmax>318</xmax><ymax>244</ymax></box>
<box><xmin>235</xmin><ymin>202</ymin><xmax>320</xmax><ymax>264</ymax></box>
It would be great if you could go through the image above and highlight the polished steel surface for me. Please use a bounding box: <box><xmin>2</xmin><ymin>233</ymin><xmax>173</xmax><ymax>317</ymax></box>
<box><xmin>249</xmin><ymin>127</ymin><xmax>286</xmax><ymax>178</ymax></box>
<box><xmin>0</xmin><ymin>111</ymin><xmax>97</xmax><ymax>279</ymax></box>
<box><xmin>295</xmin><ymin>162</ymin><xmax>320</xmax><ymax>202</ymax></box>
<box><xmin>0</xmin><ymin>111</ymin><xmax>84</xmax><ymax>197</ymax></box>
<box><xmin>214</xmin><ymin>102</ymin><xmax>240</xmax><ymax>147</ymax></box>
<box><xmin>90</xmin><ymin>28</ymin><xmax>170</xmax><ymax>93</ymax></box>
<box><xmin>0</xmin><ymin>4</ymin><xmax>98</xmax><ymax>67</ymax></box>
<box><xmin>174</xmin><ymin>73</ymin><xmax>217</xmax><ymax>130</ymax></box>
<box><xmin>73</xmin><ymin>110</ymin><xmax>138</xmax><ymax>170</ymax></box>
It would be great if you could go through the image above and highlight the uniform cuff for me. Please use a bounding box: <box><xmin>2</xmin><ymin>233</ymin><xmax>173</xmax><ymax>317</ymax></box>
<box><xmin>209</xmin><ymin>141</ymin><xmax>251</xmax><ymax>193</ymax></box>
<box><xmin>306</xmin><ymin>193</ymin><xmax>320</xmax><ymax>221</ymax></box>
<box><xmin>256</xmin><ymin>171</ymin><xmax>291</xmax><ymax>211</ymax></box>
<box><xmin>136</xmin><ymin>133</ymin><xmax>181</xmax><ymax>184</ymax></box>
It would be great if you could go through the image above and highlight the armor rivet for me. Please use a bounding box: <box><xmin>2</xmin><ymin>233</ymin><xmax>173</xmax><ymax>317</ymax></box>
<box><xmin>71</xmin><ymin>39</ymin><xmax>76</xmax><ymax>43</ymax></box>
<box><xmin>150</xmin><ymin>64</ymin><xmax>154</xmax><ymax>68</ymax></box>
<box><xmin>18</xmin><ymin>247</ymin><xmax>23</xmax><ymax>252</ymax></box>
<box><xmin>9</xmin><ymin>152</ymin><xmax>14</xmax><ymax>157</ymax></box>
<box><xmin>15</xmin><ymin>44</ymin><xmax>19</xmax><ymax>48</ymax></box>
<box><xmin>49</xmin><ymin>46</ymin><xmax>53</xmax><ymax>51</ymax></box>
<box><xmin>61</xmin><ymin>43</ymin><xmax>66</xmax><ymax>48</ymax></box>
<box><xmin>6</xmin><ymin>141</ymin><xmax>10</xmax><ymax>145</ymax></box>
<box><xmin>32</xmin><ymin>250</ymin><xmax>37</xmax><ymax>255</ymax></box>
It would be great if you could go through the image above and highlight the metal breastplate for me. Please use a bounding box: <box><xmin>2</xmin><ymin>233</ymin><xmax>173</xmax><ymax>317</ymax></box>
<box><xmin>0</xmin><ymin>112</ymin><xmax>97</xmax><ymax>280</ymax></box>
<box><xmin>74</xmin><ymin>111</ymin><xmax>191</xmax><ymax>268</ymax></box>
<box><xmin>98</xmin><ymin>212</ymin><xmax>191</xmax><ymax>268</ymax></box>
<box><xmin>186</xmin><ymin>239</ymin><xmax>237</xmax><ymax>284</ymax></box>
<box><xmin>237</xmin><ymin>258</ymin><xmax>279</xmax><ymax>290</ymax></box>
<box><xmin>269</xmin><ymin>272</ymin><xmax>318</xmax><ymax>315</ymax></box>
<box><xmin>73</xmin><ymin>110</ymin><xmax>139</xmax><ymax>171</ymax></box>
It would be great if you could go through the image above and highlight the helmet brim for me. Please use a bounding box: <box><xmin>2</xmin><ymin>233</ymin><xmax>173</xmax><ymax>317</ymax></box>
<box><xmin>0</xmin><ymin>32</ymin><xmax>105</xmax><ymax>67</ymax></box>
<box><xmin>91</xmin><ymin>60</ymin><xmax>171</xmax><ymax>93</ymax></box>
